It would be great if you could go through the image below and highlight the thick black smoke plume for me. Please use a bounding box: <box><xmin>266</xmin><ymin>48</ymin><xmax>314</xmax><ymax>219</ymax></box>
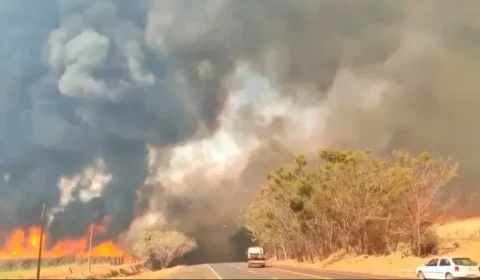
<box><xmin>1</xmin><ymin>0</ymin><xmax>480</xmax><ymax>263</ymax></box>
<box><xmin>0</xmin><ymin>0</ymin><xmax>225</xmax><ymax>240</ymax></box>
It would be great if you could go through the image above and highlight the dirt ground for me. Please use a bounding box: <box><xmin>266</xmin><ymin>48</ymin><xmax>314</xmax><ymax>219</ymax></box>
<box><xmin>272</xmin><ymin>218</ymin><xmax>480</xmax><ymax>278</ymax></box>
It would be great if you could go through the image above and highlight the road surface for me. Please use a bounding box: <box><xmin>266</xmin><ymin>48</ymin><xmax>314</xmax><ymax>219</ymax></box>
<box><xmin>162</xmin><ymin>262</ymin><xmax>414</xmax><ymax>279</ymax></box>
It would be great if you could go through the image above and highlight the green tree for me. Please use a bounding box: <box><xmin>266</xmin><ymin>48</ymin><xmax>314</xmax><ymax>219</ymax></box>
<box><xmin>244</xmin><ymin>149</ymin><xmax>459</xmax><ymax>261</ymax></box>
<box><xmin>133</xmin><ymin>229</ymin><xmax>198</xmax><ymax>269</ymax></box>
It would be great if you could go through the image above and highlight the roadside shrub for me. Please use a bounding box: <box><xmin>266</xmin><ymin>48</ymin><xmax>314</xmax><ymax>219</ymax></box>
<box><xmin>417</xmin><ymin>229</ymin><xmax>439</xmax><ymax>256</ymax></box>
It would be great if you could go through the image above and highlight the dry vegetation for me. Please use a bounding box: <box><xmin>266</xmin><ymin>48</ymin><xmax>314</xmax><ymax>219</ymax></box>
<box><xmin>0</xmin><ymin>230</ymin><xmax>196</xmax><ymax>279</ymax></box>
<box><xmin>0</xmin><ymin>261</ymin><xmax>180</xmax><ymax>279</ymax></box>
<box><xmin>117</xmin><ymin>265</ymin><xmax>182</xmax><ymax>279</ymax></box>
<box><xmin>271</xmin><ymin>218</ymin><xmax>480</xmax><ymax>277</ymax></box>
<box><xmin>0</xmin><ymin>262</ymin><xmax>145</xmax><ymax>279</ymax></box>
<box><xmin>62</xmin><ymin>263</ymin><xmax>148</xmax><ymax>279</ymax></box>
<box><xmin>133</xmin><ymin>229</ymin><xmax>197</xmax><ymax>270</ymax></box>
<box><xmin>244</xmin><ymin>149</ymin><xmax>466</xmax><ymax>276</ymax></box>
<box><xmin>0</xmin><ymin>257</ymin><xmax>128</xmax><ymax>272</ymax></box>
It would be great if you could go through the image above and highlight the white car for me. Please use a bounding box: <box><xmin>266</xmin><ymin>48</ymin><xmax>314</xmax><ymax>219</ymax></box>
<box><xmin>416</xmin><ymin>256</ymin><xmax>480</xmax><ymax>279</ymax></box>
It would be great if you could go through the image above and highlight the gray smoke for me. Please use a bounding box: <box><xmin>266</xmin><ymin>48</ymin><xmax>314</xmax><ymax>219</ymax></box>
<box><xmin>0</xmin><ymin>0</ymin><xmax>221</xmax><ymax>239</ymax></box>
<box><xmin>0</xmin><ymin>0</ymin><xmax>479</xmax><ymax>262</ymax></box>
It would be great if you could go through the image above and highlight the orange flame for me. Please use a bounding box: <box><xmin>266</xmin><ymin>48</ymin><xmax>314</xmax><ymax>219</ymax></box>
<box><xmin>0</xmin><ymin>225</ymin><xmax>131</xmax><ymax>261</ymax></box>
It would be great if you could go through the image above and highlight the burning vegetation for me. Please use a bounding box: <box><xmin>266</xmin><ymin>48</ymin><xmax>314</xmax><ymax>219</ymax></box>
<box><xmin>0</xmin><ymin>222</ymin><xmax>133</xmax><ymax>270</ymax></box>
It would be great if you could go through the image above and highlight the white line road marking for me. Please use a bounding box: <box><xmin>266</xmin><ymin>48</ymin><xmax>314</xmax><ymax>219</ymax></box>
<box><xmin>272</xmin><ymin>278</ymin><xmax>278</xmax><ymax>279</ymax></box>
<box><xmin>248</xmin><ymin>269</ymin><xmax>256</xmax><ymax>274</ymax></box>
<box><xmin>207</xmin><ymin>264</ymin><xmax>223</xmax><ymax>279</ymax></box>
<box><xmin>270</xmin><ymin>267</ymin><xmax>331</xmax><ymax>279</ymax></box>
<box><xmin>235</xmin><ymin>265</ymin><xmax>241</xmax><ymax>269</ymax></box>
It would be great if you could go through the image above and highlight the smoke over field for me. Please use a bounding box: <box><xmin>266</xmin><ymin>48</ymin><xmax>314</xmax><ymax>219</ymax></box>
<box><xmin>0</xmin><ymin>0</ymin><xmax>479</xmax><ymax>263</ymax></box>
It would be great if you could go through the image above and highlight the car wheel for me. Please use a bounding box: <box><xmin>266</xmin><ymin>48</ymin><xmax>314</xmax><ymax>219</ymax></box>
<box><xmin>417</xmin><ymin>271</ymin><xmax>426</xmax><ymax>279</ymax></box>
<box><xmin>445</xmin><ymin>273</ymin><xmax>453</xmax><ymax>279</ymax></box>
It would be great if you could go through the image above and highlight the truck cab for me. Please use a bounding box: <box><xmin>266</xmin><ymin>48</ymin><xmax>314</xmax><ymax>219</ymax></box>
<box><xmin>246</xmin><ymin>246</ymin><xmax>266</xmax><ymax>268</ymax></box>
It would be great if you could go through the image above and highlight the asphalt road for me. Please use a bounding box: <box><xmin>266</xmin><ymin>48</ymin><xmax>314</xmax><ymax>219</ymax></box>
<box><xmin>162</xmin><ymin>262</ymin><xmax>414</xmax><ymax>279</ymax></box>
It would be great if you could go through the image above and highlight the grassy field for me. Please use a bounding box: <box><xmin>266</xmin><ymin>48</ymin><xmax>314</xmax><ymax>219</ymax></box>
<box><xmin>272</xmin><ymin>218</ymin><xmax>480</xmax><ymax>278</ymax></box>
<box><xmin>0</xmin><ymin>263</ymin><xmax>90</xmax><ymax>279</ymax></box>
<box><xmin>0</xmin><ymin>262</ymin><xmax>148</xmax><ymax>279</ymax></box>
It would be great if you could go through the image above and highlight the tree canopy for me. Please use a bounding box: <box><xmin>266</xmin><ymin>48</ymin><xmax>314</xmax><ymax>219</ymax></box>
<box><xmin>133</xmin><ymin>229</ymin><xmax>198</xmax><ymax>269</ymax></box>
<box><xmin>243</xmin><ymin>149</ymin><xmax>459</xmax><ymax>261</ymax></box>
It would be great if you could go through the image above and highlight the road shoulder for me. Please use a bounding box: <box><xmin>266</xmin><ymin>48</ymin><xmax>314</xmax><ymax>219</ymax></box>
<box><xmin>270</xmin><ymin>263</ymin><xmax>414</xmax><ymax>279</ymax></box>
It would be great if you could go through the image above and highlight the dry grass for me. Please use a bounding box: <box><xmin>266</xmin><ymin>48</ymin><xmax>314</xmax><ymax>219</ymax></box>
<box><xmin>272</xmin><ymin>218</ymin><xmax>480</xmax><ymax>278</ymax></box>
<box><xmin>0</xmin><ymin>263</ymin><xmax>151</xmax><ymax>279</ymax></box>
<box><xmin>117</xmin><ymin>266</ymin><xmax>182</xmax><ymax>279</ymax></box>
<box><xmin>0</xmin><ymin>263</ymin><xmax>108</xmax><ymax>279</ymax></box>
<box><xmin>65</xmin><ymin>263</ymin><xmax>150</xmax><ymax>279</ymax></box>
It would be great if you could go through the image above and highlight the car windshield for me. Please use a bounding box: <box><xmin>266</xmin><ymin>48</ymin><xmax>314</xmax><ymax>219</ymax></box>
<box><xmin>452</xmin><ymin>258</ymin><xmax>477</xmax><ymax>266</ymax></box>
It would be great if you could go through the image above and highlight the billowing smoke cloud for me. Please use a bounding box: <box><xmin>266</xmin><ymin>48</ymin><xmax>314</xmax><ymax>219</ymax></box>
<box><xmin>0</xmin><ymin>0</ymin><xmax>479</xmax><ymax>263</ymax></box>
<box><xmin>0</xmin><ymin>0</ymin><xmax>221</xmax><ymax>240</ymax></box>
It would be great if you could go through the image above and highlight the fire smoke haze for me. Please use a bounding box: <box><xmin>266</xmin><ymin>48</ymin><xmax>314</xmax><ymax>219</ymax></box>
<box><xmin>0</xmin><ymin>0</ymin><xmax>479</xmax><ymax>262</ymax></box>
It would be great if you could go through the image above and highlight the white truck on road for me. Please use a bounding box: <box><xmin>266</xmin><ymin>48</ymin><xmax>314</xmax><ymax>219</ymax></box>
<box><xmin>247</xmin><ymin>246</ymin><xmax>266</xmax><ymax>268</ymax></box>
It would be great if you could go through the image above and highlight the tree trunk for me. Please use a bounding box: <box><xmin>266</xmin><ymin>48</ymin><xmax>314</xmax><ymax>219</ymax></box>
<box><xmin>274</xmin><ymin>241</ymin><xmax>279</xmax><ymax>260</ymax></box>
<box><xmin>417</xmin><ymin>218</ymin><xmax>421</xmax><ymax>256</ymax></box>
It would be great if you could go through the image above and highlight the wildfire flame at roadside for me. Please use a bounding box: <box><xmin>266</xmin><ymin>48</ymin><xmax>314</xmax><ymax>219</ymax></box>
<box><xmin>0</xmin><ymin>224</ymin><xmax>132</xmax><ymax>262</ymax></box>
